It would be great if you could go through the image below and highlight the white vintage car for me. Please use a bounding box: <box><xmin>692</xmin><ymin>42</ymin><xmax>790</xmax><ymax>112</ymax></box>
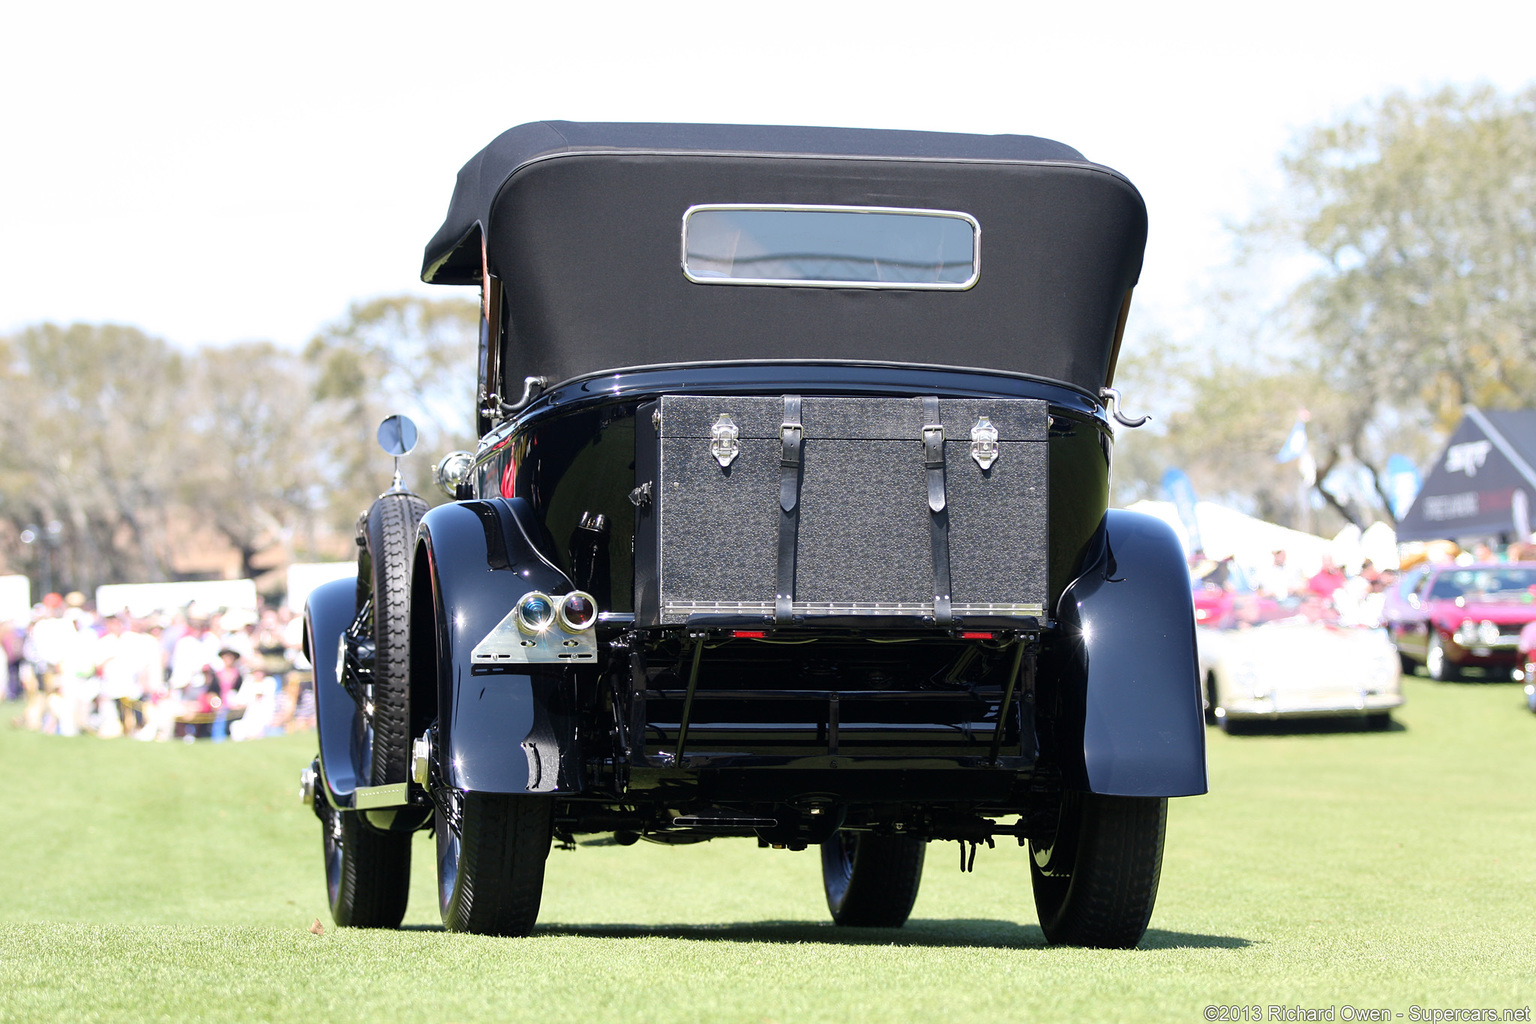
<box><xmin>1197</xmin><ymin>619</ymin><xmax>1403</xmax><ymax>732</ymax></box>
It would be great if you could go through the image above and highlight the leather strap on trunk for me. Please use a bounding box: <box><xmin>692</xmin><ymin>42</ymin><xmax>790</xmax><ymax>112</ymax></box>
<box><xmin>923</xmin><ymin>396</ymin><xmax>953</xmax><ymax>625</ymax></box>
<box><xmin>775</xmin><ymin>394</ymin><xmax>803</xmax><ymax>623</ymax></box>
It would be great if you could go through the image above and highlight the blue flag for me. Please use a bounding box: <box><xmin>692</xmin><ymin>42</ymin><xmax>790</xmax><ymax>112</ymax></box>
<box><xmin>1276</xmin><ymin>419</ymin><xmax>1308</xmax><ymax>463</ymax></box>
<box><xmin>1161</xmin><ymin>468</ymin><xmax>1203</xmax><ymax>554</ymax></box>
<box><xmin>1384</xmin><ymin>454</ymin><xmax>1421</xmax><ymax>520</ymax></box>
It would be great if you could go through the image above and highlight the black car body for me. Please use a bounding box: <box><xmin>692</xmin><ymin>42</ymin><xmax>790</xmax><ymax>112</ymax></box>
<box><xmin>303</xmin><ymin>122</ymin><xmax>1206</xmax><ymax>947</ymax></box>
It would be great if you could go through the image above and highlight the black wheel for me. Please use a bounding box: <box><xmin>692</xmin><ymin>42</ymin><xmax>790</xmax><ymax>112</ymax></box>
<box><xmin>1398</xmin><ymin>651</ymin><xmax>1416</xmax><ymax>676</ymax></box>
<box><xmin>320</xmin><ymin>802</ymin><xmax>411</xmax><ymax>928</ymax></box>
<box><xmin>1426</xmin><ymin>634</ymin><xmax>1455</xmax><ymax>682</ymax></box>
<box><xmin>1365</xmin><ymin>712</ymin><xmax>1392</xmax><ymax>731</ymax></box>
<box><xmin>1203</xmin><ymin>673</ymin><xmax>1219</xmax><ymax>726</ymax></box>
<box><xmin>360</xmin><ymin>492</ymin><xmax>428</xmax><ymax>787</ymax></box>
<box><xmin>437</xmin><ymin>792</ymin><xmax>553</xmax><ymax>936</ymax></box>
<box><xmin>1029</xmin><ymin>792</ymin><xmax>1166</xmax><ymax>948</ymax></box>
<box><xmin>819</xmin><ymin>830</ymin><xmax>926</xmax><ymax>927</ymax></box>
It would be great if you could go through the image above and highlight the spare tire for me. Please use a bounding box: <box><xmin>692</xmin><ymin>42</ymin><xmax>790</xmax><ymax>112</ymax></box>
<box><xmin>360</xmin><ymin>491</ymin><xmax>428</xmax><ymax>787</ymax></box>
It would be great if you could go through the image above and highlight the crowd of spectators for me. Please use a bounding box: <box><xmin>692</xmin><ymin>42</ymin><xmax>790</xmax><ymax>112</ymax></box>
<box><xmin>1</xmin><ymin>592</ymin><xmax>315</xmax><ymax>742</ymax></box>
<box><xmin>1190</xmin><ymin>536</ymin><xmax>1536</xmax><ymax>631</ymax></box>
<box><xmin>1191</xmin><ymin>546</ymin><xmax>1398</xmax><ymax>629</ymax></box>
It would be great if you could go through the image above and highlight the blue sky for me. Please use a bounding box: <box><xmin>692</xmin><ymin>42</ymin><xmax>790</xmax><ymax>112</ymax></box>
<box><xmin>4</xmin><ymin>0</ymin><xmax>1533</xmax><ymax>355</ymax></box>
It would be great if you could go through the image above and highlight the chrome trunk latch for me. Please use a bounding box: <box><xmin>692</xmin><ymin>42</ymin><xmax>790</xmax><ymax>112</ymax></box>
<box><xmin>710</xmin><ymin>413</ymin><xmax>740</xmax><ymax>468</ymax></box>
<box><xmin>970</xmin><ymin>416</ymin><xmax>1000</xmax><ymax>470</ymax></box>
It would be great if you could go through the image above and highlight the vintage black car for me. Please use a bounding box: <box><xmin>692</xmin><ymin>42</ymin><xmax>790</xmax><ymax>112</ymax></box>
<box><xmin>301</xmin><ymin>121</ymin><xmax>1206</xmax><ymax>947</ymax></box>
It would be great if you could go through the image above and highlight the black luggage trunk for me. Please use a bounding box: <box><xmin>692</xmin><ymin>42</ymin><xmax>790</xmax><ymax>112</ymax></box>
<box><xmin>634</xmin><ymin>394</ymin><xmax>1049</xmax><ymax>627</ymax></box>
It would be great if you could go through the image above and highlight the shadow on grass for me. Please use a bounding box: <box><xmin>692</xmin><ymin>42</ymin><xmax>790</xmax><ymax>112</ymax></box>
<box><xmin>468</xmin><ymin>919</ymin><xmax>1258</xmax><ymax>950</ymax></box>
<box><xmin>1405</xmin><ymin>665</ymin><xmax>1521</xmax><ymax>684</ymax></box>
<box><xmin>1217</xmin><ymin>717</ymin><xmax>1405</xmax><ymax>737</ymax></box>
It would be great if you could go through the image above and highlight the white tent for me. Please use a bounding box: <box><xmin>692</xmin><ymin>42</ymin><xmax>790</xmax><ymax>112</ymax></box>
<box><xmin>1123</xmin><ymin>500</ymin><xmax>1334</xmax><ymax>577</ymax></box>
<box><xmin>285</xmin><ymin>562</ymin><xmax>355</xmax><ymax>613</ymax></box>
<box><xmin>1327</xmin><ymin>522</ymin><xmax>1399</xmax><ymax>574</ymax></box>
<box><xmin>1360</xmin><ymin>521</ymin><xmax>1400</xmax><ymax>571</ymax></box>
<box><xmin>0</xmin><ymin>575</ymin><xmax>31</xmax><ymax>623</ymax></box>
<box><xmin>95</xmin><ymin>578</ymin><xmax>259</xmax><ymax>621</ymax></box>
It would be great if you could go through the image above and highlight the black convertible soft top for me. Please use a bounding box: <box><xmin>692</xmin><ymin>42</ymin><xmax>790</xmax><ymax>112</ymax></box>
<box><xmin>423</xmin><ymin>121</ymin><xmax>1147</xmax><ymax>393</ymax></box>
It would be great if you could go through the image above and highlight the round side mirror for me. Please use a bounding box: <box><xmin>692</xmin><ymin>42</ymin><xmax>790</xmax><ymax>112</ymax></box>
<box><xmin>377</xmin><ymin>415</ymin><xmax>419</xmax><ymax>457</ymax></box>
<box><xmin>434</xmin><ymin>451</ymin><xmax>475</xmax><ymax>498</ymax></box>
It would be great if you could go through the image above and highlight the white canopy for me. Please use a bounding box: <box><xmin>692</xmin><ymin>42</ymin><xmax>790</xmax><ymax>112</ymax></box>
<box><xmin>0</xmin><ymin>575</ymin><xmax>31</xmax><ymax>624</ymax></box>
<box><xmin>1123</xmin><ymin>500</ymin><xmax>1334</xmax><ymax>577</ymax></box>
<box><xmin>95</xmin><ymin>578</ymin><xmax>259</xmax><ymax>622</ymax></box>
<box><xmin>1344</xmin><ymin>521</ymin><xmax>1400</xmax><ymax>572</ymax></box>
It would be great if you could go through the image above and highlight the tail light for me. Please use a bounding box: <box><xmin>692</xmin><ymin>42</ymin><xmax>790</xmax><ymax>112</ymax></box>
<box><xmin>558</xmin><ymin>591</ymin><xmax>598</xmax><ymax>631</ymax></box>
<box><xmin>514</xmin><ymin>592</ymin><xmax>557</xmax><ymax>634</ymax></box>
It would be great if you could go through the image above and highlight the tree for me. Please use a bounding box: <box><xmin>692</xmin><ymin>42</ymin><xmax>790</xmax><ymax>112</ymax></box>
<box><xmin>0</xmin><ymin>323</ymin><xmax>190</xmax><ymax>590</ymax></box>
<box><xmin>1246</xmin><ymin>84</ymin><xmax>1536</xmax><ymax>523</ymax></box>
<box><xmin>305</xmin><ymin>294</ymin><xmax>477</xmax><ymax>435</ymax></box>
<box><xmin>176</xmin><ymin>341</ymin><xmax>332</xmax><ymax>580</ymax></box>
<box><xmin>304</xmin><ymin>294</ymin><xmax>479</xmax><ymax>523</ymax></box>
<box><xmin>1113</xmin><ymin>348</ymin><xmax>1346</xmax><ymax>530</ymax></box>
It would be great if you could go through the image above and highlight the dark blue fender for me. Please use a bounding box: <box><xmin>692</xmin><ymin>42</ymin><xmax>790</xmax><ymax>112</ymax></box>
<box><xmin>414</xmin><ymin>498</ymin><xmax>583</xmax><ymax>795</ymax></box>
<box><xmin>1053</xmin><ymin>509</ymin><xmax>1208</xmax><ymax>797</ymax></box>
<box><xmin>305</xmin><ymin>574</ymin><xmax>363</xmax><ymax>809</ymax></box>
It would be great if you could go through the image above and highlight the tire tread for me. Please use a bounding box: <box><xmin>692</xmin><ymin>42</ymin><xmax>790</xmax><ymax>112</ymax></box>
<box><xmin>326</xmin><ymin>806</ymin><xmax>411</xmax><ymax>929</ymax></box>
<box><xmin>366</xmin><ymin>493</ymin><xmax>427</xmax><ymax>787</ymax></box>
<box><xmin>1032</xmin><ymin>794</ymin><xmax>1166</xmax><ymax>948</ymax></box>
<box><xmin>821</xmin><ymin>833</ymin><xmax>925</xmax><ymax>928</ymax></box>
<box><xmin>441</xmin><ymin>794</ymin><xmax>552</xmax><ymax>936</ymax></box>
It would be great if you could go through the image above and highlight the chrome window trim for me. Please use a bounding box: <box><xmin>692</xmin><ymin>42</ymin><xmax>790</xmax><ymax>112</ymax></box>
<box><xmin>680</xmin><ymin>203</ymin><xmax>980</xmax><ymax>290</ymax></box>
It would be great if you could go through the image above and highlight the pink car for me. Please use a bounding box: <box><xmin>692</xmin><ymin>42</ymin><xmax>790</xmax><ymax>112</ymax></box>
<box><xmin>1389</xmin><ymin>563</ymin><xmax>1536</xmax><ymax>680</ymax></box>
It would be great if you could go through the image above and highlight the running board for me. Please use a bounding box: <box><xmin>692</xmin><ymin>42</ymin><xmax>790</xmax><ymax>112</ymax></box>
<box><xmin>353</xmin><ymin>783</ymin><xmax>411</xmax><ymax>809</ymax></box>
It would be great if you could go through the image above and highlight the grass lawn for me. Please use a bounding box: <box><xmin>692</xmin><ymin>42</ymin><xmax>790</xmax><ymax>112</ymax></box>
<box><xmin>2</xmin><ymin>676</ymin><xmax>1534</xmax><ymax>1023</ymax></box>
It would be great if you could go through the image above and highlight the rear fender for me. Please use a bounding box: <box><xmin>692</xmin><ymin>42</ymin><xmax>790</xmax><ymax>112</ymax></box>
<box><xmin>305</xmin><ymin>575</ymin><xmax>362</xmax><ymax>809</ymax></box>
<box><xmin>1051</xmin><ymin>509</ymin><xmax>1208</xmax><ymax>797</ymax></box>
<box><xmin>413</xmin><ymin>498</ymin><xmax>584</xmax><ymax>795</ymax></box>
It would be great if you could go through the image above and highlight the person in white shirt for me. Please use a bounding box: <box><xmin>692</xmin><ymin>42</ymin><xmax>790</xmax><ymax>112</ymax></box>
<box><xmin>95</xmin><ymin>615</ymin><xmax>163</xmax><ymax>738</ymax></box>
<box><xmin>1256</xmin><ymin>549</ymin><xmax>1303</xmax><ymax>600</ymax></box>
<box><xmin>229</xmin><ymin>669</ymin><xmax>279</xmax><ymax>741</ymax></box>
<box><xmin>24</xmin><ymin>598</ymin><xmax>74</xmax><ymax>731</ymax></box>
<box><xmin>167</xmin><ymin>618</ymin><xmax>219</xmax><ymax>699</ymax></box>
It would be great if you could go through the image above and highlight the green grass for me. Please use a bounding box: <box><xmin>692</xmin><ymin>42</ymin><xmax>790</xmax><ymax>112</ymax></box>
<box><xmin>2</xmin><ymin>678</ymin><xmax>1534</xmax><ymax>1023</ymax></box>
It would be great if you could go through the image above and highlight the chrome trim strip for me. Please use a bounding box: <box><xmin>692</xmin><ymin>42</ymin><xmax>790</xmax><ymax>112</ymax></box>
<box><xmin>516</xmin><ymin>143</ymin><xmax>1123</xmax><ymax>175</ymax></box>
<box><xmin>661</xmin><ymin>599</ymin><xmax>1043</xmax><ymax>620</ymax></box>
<box><xmin>475</xmin><ymin>418</ymin><xmax>517</xmax><ymax>454</ymax></box>
<box><xmin>952</xmin><ymin>603</ymin><xmax>1047</xmax><ymax>617</ymax></box>
<box><xmin>512</xmin><ymin>359</ymin><xmax>1105</xmax><ymax>414</ymax></box>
